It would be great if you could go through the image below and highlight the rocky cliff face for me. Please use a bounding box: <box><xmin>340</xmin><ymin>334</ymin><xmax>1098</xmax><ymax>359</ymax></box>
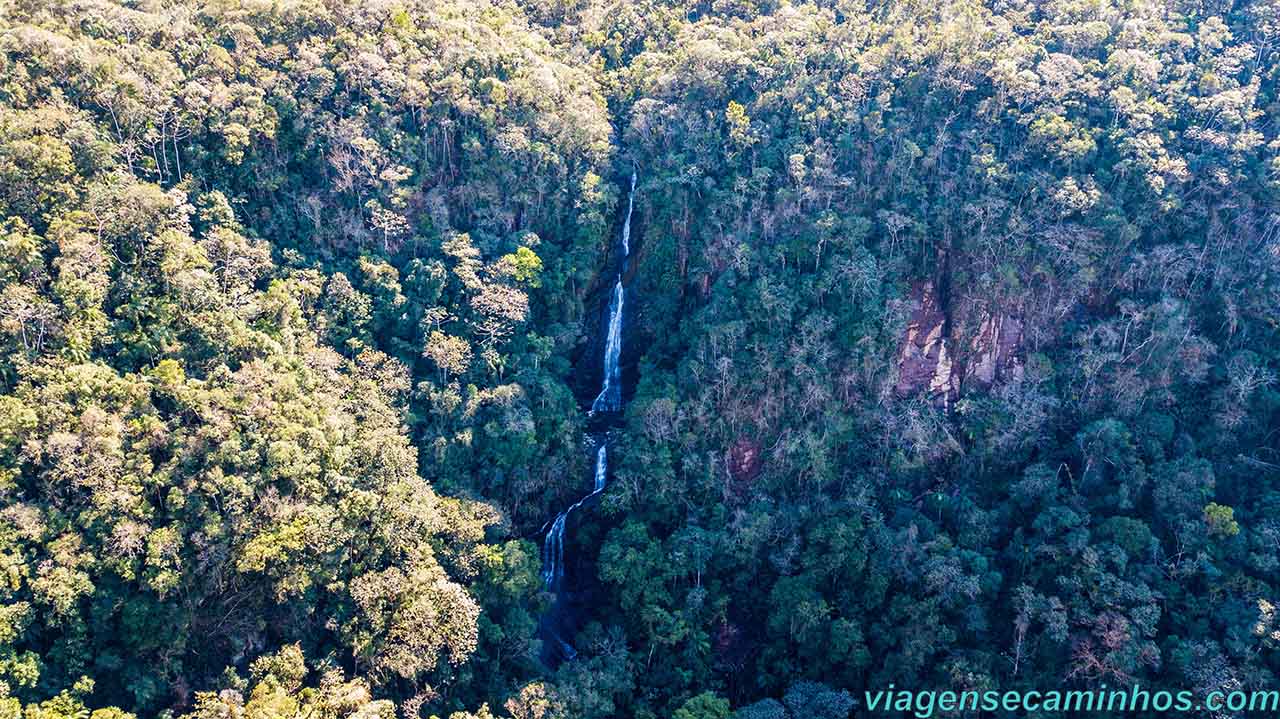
<box><xmin>895</xmin><ymin>281</ymin><xmax>1023</xmax><ymax>403</ymax></box>
<box><xmin>959</xmin><ymin>307</ymin><xmax>1024</xmax><ymax>388</ymax></box>
<box><xmin>895</xmin><ymin>281</ymin><xmax>957</xmax><ymax>399</ymax></box>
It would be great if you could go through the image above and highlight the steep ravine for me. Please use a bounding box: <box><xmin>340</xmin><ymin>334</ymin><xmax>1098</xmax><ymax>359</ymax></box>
<box><xmin>538</xmin><ymin>171</ymin><xmax>638</xmax><ymax>663</ymax></box>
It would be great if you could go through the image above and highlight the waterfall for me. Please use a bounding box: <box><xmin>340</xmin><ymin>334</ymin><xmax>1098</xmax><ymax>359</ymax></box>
<box><xmin>621</xmin><ymin>171</ymin><xmax>635</xmax><ymax>256</ymax></box>
<box><xmin>591</xmin><ymin>171</ymin><xmax>635</xmax><ymax>415</ymax></box>
<box><xmin>539</xmin><ymin>171</ymin><xmax>637</xmax><ymax>663</ymax></box>
<box><xmin>590</xmin><ymin>281</ymin><xmax>624</xmax><ymax>414</ymax></box>
<box><xmin>540</xmin><ymin>445</ymin><xmax>607</xmax><ymax>589</ymax></box>
<box><xmin>593</xmin><ymin>443</ymin><xmax>607</xmax><ymax>491</ymax></box>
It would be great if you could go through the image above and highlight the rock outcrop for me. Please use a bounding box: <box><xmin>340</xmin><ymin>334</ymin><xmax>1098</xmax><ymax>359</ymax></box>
<box><xmin>895</xmin><ymin>281</ymin><xmax>1023</xmax><ymax>403</ymax></box>
<box><xmin>896</xmin><ymin>281</ymin><xmax>958</xmax><ymax>399</ymax></box>
<box><xmin>961</xmin><ymin>308</ymin><xmax>1024</xmax><ymax>389</ymax></box>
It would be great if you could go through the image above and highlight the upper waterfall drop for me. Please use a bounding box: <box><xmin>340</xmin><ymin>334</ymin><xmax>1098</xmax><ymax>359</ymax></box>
<box><xmin>590</xmin><ymin>171</ymin><xmax>636</xmax><ymax>415</ymax></box>
<box><xmin>590</xmin><ymin>280</ymin><xmax>624</xmax><ymax>414</ymax></box>
<box><xmin>621</xmin><ymin>171</ymin><xmax>636</xmax><ymax>257</ymax></box>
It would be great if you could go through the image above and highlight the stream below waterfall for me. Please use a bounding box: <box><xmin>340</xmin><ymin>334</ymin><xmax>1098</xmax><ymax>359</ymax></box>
<box><xmin>538</xmin><ymin>171</ymin><xmax>637</xmax><ymax>664</ymax></box>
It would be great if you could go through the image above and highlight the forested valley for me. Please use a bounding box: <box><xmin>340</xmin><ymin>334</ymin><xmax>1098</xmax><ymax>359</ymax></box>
<box><xmin>1</xmin><ymin>0</ymin><xmax>1279</xmax><ymax>717</ymax></box>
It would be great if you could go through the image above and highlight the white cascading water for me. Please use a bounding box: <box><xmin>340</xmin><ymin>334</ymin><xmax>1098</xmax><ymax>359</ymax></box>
<box><xmin>593</xmin><ymin>443</ymin><xmax>608</xmax><ymax>491</ymax></box>
<box><xmin>621</xmin><ymin>171</ymin><xmax>635</xmax><ymax>255</ymax></box>
<box><xmin>540</xmin><ymin>172</ymin><xmax>636</xmax><ymax>661</ymax></box>
<box><xmin>590</xmin><ymin>281</ymin><xmax>624</xmax><ymax>413</ymax></box>
<box><xmin>590</xmin><ymin>172</ymin><xmax>634</xmax><ymax>415</ymax></box>
<box><xmin>541</xmin><ymin>445</ymin><xmax>606</xmax><ymax>588</ymax></box>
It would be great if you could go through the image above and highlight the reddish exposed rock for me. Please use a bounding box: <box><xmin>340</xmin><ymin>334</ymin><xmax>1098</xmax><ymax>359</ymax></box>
<box><xmin>712</xmin><ymin>621</ymin><xmax>750</xmax><ymax>673</ymax></box>
<box><xmin>963</xmin><ymin>309</ymin><xmax>1024</xmax><ymax>388</ymax></box>
<box><xmin>727</xmin><ymin>436</ymin><xmax>762</xmax><ymax>485</ymax></box>
<box><xmin>895</xmin><ymin>281</ymin><xmax>958</xmax><ymax>400</ymax></box>
<box><xmin>895</xmin><ymin>282</ymin><xmax>1024</xmax><ymax>401</ymax></box>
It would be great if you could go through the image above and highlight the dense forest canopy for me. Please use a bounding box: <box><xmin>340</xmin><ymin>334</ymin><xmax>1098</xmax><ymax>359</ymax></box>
<box><xmin>0</xmin><ymin>0</ymin><xmax>1278</xmax><ymax>717</ymax></box>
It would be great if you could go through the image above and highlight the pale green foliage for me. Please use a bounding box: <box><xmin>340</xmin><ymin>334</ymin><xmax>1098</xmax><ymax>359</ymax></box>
<box><xmin>180</xmin><ymin>646</ymin><xmax>395</xmax><ymax>719</ymax></box>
